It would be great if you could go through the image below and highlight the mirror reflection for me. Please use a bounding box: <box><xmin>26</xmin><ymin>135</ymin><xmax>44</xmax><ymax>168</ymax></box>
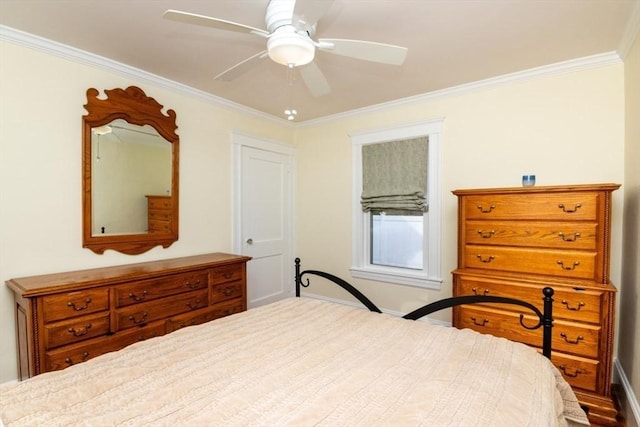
<box><xmin>91</xmin><ymin>120</ymin><xmax>172</xmax><ymax>236</ymax></box>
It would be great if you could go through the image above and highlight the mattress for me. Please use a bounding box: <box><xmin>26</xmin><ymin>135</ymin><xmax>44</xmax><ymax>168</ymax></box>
<box><xmin>0</xmin><ymin>297</ymin><xmax>589</xmax><ymax>426</ymax></box>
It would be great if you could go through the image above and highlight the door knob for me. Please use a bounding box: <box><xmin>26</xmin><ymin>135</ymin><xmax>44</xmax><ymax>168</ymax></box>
<box><xmin>246</xmin><ymin>238</ymin><xmax>253</xmax><ymax>245</ymax></box>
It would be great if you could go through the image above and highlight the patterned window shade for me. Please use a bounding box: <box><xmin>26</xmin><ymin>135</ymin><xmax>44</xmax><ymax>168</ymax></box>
<box><xmin>361</xmin><ymin>136</ymin><xmax>428</xmax><ymax>213</ymax></box>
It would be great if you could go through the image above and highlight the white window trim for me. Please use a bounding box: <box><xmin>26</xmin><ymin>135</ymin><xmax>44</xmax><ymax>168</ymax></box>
<box><xmin>350</xmin><ymin>118</ymin><xmax>443</xmax><ymax>289</ymax></box>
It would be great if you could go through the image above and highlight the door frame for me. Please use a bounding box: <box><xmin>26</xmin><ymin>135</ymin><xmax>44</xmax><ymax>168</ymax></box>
<box><xmin>232</xmin><ymin>131</ymin><xmax>296</xmax><ymax>301</ymax></box>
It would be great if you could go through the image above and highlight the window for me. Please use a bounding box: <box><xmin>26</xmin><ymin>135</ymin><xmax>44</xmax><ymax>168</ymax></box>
<box><xmin>351</xmin><ymin>119</ymin><xmax>443</xmax><ymax>289</ymax></box>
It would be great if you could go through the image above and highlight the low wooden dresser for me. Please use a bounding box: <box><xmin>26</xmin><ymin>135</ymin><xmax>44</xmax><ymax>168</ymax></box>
<box><xmin>452</xmin><ymin>183</ymin><xmax>620</xmax><ymax>426</ymax></box>
<box><xmin>6</xmin><ymin>252</ymin><xmax>251</xmax><ymax>380</ymax></box>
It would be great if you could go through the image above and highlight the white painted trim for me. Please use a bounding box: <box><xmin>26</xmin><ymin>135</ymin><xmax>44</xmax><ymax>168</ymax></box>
<box><xmin>1</xmin><ymin>25</ymin><xmax>623</xmax><ymax>127</ymax></box>
<box><xmin>614</xmin><ymin>358</ymin><xmax>640</xmax><ymax>426</ymax></box>
<box><xmin>0</xmin><ymin>25</ymin><xmax>290</xmax><ymax>126</ymax></box>
<box><xmin>350</xmin><ymin>119</ymin><xmax>443</xmax><ymax>289</ymax></box>
<box><xmin>618</xmin><ymin>0</ymin><xmax>640</xmax><ymax>60</ymax></box>
<box><xmin>298</xmin><ymin>52</ymin><xmax>622</xmax><ymax>127</ymax></box>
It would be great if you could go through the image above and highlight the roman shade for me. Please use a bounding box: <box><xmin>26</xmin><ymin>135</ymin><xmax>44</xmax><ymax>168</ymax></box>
<box><xmin>361</xmin><ymin>136</ymin><xmax>428</xmax><ymax>213</ymax></box>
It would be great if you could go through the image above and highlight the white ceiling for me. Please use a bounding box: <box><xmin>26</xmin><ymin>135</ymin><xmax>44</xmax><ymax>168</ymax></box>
<box><xmin>1</xmin><ymin>0</ymin><xmax>638</xmax><ymax>123</ymax></box>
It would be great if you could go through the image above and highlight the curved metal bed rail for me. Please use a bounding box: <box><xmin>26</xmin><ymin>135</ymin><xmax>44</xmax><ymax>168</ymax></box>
<box><xmin>294</xmin><ymin>258</ymin><xmax>555</xmax><ymax>359</ymax></box>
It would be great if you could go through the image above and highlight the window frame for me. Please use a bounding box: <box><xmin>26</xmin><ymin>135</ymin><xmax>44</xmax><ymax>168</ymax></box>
<box><xmin>350</xmin><ymin>119</ymin><xmax>443</xmax><ymax>289</ymax></box>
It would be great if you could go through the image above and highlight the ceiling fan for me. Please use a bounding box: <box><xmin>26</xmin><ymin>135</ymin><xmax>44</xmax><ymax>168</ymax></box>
<box><xmin>163</xmin><ymin>0</ymin><xmax>408</xmax><ymax>97</ymax></box>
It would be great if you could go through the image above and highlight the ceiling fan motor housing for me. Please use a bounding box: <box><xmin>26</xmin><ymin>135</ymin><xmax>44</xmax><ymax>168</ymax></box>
<box><xmin>266</xmin><ymin>0</ymin><xmax>316</xmax><ymax>66</ymax></box>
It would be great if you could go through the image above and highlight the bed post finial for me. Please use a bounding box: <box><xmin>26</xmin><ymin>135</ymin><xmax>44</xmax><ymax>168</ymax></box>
<box><xmin>542</xmin><ymin>287</ymin><xmax>554</xmax><ymax>359</ymax></box>
<box><xmin>295</xmin><ymin>258</ymin><xmax>301</xmax><ymax>297</ymax></box>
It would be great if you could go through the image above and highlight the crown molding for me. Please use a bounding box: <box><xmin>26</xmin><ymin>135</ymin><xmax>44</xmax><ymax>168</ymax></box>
<box><xmin>617</xmin><ymin>0</ymin><xmax>640</xmax><ymax>60</ymax></box>
<box><xmin>0</xmin><ymin>25</ymin><xmax>291</xmax><ymax>126</ymax></box>
<box><xmin>297</xmin><ymin>51</ymin><xmax>622</xmax><ymax>128</ymax></box>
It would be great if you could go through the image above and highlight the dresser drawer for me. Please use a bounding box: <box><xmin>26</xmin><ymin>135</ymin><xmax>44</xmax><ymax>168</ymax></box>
<box><xmin>463</xmin><ymin>192</ymin><xmax>599</xmax><ymax>221</ymax></box>
<box><xmin>463</xmin><ymin>245</ymin><xmax>597</xmax><ymax>280</ymax></box>
<box><xmin>148</xmin><ymin>210</ymin><xmax>172</xmax><ymax>221</ymax></box>
<box><xmin>456</xmin><ymin>305</ymin><xmax>601</xmax><ymax>358</ymax></box>
<box><xmin>148</xmin><ymin>197</ymin><xmax>173</xmax><ymax>210</ymax></box>
<box><xmin>454</xmin><ymin>275</ymin><xmax>604</xmax><ymax>324</ymax></box>
<box><xmin>42</xmin><ymin>288</ymin><xmax>110</xmax><ymax>323</ymax></box>
<box><xmin>115</xmin><ymin>289</ymin><xmax>208</xmax><ymax>331</ymax></box>
<box><xmin>551</xmin><ymin>352</ymin><xmax>599</xmax><ymax>392</ymax></box>
<box><xmin>45</xmin><ymin>322</ymin><xmax>164</xmax><ymax>372</ymax></box>
<box><xmin>464</xmin><ymin>220</ymin><xmax>598</xmax><ymax>250</ymax></box>
<box><xmin>44</xmin><ymin>312</ymin><xmax>110</xmax><ymax>349</ymax></box>
<box><xmin>148</xmin><ymin>219</ymin><xmax>171</xmax><ymax>233</ymax></box>
<box><xmin>115</xmin><ymin>271</ymin><xmax>209</xmax><ymax>307</ymax></box>
<box><xmin>211</xmin><ymin>264</ymin><xmax>243</xmax><ymax>285</ymax></box>
<box><xmin>211</xmin><ymin>281</ymin><xmax>243</xmax><ymax>304</ymax></box>
<box><xmin>166</xmin><ymin>300</ymin><xmax>244</xmax><ymax>333</ymax></box>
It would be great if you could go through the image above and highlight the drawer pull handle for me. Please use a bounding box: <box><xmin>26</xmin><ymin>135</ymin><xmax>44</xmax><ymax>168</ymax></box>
<box><xmin>129</xmin><ymin>312</ymin><xmax>148</xmax><ymax>325</ymax></box>
<box><xmin>558</xmin><ymin>203</ymin><xmax>582</xmax><ymax>213</ymax></box>
<box><xmin>65</xmin><ymin>352</ymin><xmax>89</xmax><ymax>365</ymax></box>
<box><xmin>560</xmin><ymin>332</ymin><xmax>584</xmax><ymax>344</ymax></box>
<box><xmin>472</xmin><ymin>287</ymin><xmax>489</xmax><ymax>296</ymax></box>
<box><xmin>476</xmin><ymin>254</ymin><xmax>495</xmax><ymax>263</ymax></box>
<box><xmin>221</xmin><ymin>287</ymin><xmax>235</xmax><ymax>297</ymax></box>
<box><xmin>186</xmin><ymin>298</ymin><xmax>202</xmax><ymax>310</ymax></box>
<box><xmin>476</xmin><ymin>204</ymin><xmax>495</xmax><ymax>213</ymax></box>
<box><xmin>558</xmin><ymin>232</ymin><xmax>581</xmax><ymax>242</ymax></box>
<box><xmin>185</xmin><ymin>280</ymin><xmax>201</xmax><ymax>289</ymax></box>
<box><xmin>67</xmin><ymin>324</ymin><xmax>92</xmax><ymax>337</ymax></box>
<box><xmin>222</xmin><ymin>272</ymin><xmax>234</xmax><ymax>279</ymax></box>
<box><xmin>470</xmin><ymin>316</ymin><xmax>489</xmax><ymax>326</ymax></box>
<box><xmin>561</xmin><ymin>300</ymin><xmax>585</xmax><ymax>311</ymax></box>
<box><xmin>477</xmin><ymin>230</ymin><xmax>495</xmax><ymax>239</ymax></box>
<box><xmin>128</xmin><ymin>290</ymin><xmax>148</xmax><ymax>302</ymax></box>
<box><xmin>557</xmin><ymin>260</ymin><xmax>580</xmax><ymax>271</ymax></box>
<box><xmin>558</xmin><ymin>365</ymin><xmax>584</xmax><ymax>378</ymax></box>
<box><xmin>67</xmin><ymin>298</ymin><xmax>91</xmax><ymax>311</ymax></box>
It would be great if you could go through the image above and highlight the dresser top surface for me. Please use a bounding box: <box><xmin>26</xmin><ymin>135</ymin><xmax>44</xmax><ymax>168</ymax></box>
<box><xmin>452</xmin><ymin>183</ymin><xmax>620</xmax><ymax>196</ymax></box>
<box><xmin>6</xmin><ymin>253</ymin><xmax>251</xmax><ymax>296</ymax></box>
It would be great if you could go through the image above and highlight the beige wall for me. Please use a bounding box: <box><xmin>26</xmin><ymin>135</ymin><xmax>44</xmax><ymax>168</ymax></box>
<box><xmin>621</xmin><ymin>26</ymin><xmax>640</xmax><ymax>425</ymax></box>
<box><xmin>294</xmin><ymin>64</ymin><xmax>626</xmax><ymax>322</ymax></box>
<box><xmin>0</xmin><ymin>40</ymin><xmax>294</xmax><ymax>383</ymax></box>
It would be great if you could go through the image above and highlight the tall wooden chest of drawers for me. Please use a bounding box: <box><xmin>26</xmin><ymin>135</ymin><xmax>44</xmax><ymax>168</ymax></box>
<box><xmin>6</xmin><ymin>253</ymin><xmax>250</xmax><ymax>380</ymax></box>
<box><xmin>146</xmin><ymin>195</ymin><xmax>173</xmax><ymax>234</ymax></box>
<box><xmin>452</xmin><ymin>183</ymin><xmax>620</xmax><ymax>426</ymax></box>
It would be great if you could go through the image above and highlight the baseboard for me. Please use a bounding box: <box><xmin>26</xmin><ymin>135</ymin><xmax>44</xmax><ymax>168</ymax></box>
<box><xmin>300</xmin><ymin>292</ymin><xmax>451</xmax><ymax>327</ymax></box>
<box><xmin>614</xmin><ymin>358</ymin><xmax>640</xmax><ymax>427</ymax></box>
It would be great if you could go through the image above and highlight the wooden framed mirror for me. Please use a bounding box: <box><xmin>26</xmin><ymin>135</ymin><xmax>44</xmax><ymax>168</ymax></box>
<box><xmin>82</xmin><ymin>86</ymin><xmax>179</xmax><ymax>255</ymax></box>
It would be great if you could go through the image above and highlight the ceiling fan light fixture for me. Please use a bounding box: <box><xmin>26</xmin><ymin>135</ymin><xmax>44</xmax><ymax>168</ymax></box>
<box><xmin>267</xmin><ymin>26</ymin><xmax>315</xmax><ymax>67</ymax></box>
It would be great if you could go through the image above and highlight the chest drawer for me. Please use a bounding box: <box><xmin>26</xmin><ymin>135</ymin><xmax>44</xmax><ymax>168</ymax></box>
<box><xmin>44</xmin><ymin>312</ymin><xmax>111</xmax><ymax>349</ymax></box>
<box><xmin>457</xmin><ymin>305</ymin><xmax>601</xmax><ymax>358</ymax></box>
<box><xmin>115</xmin><ymin>271</ymin><xmax>209</xmax><ymax>307</ymax></box>
<box><xmin>166</xmin><ymin>299</ymin><xmax>244</xmax><ymax>333</ymax></box>
<box><xmin>148</xmin><ymin>210</ymin><xmax>172</xmax><ymax>221</ymax></box>
<box><xmin>211</xmin><ymin>281</ymin><xmax>243</xmax><ymax>304</ymax></box>
<box><xmin>45</xmin><ymin>322</ymin><xmax>164</xmax><ymax>372</ymax></box>
<box><xmin>148</xmin><ymin>219</ymin><xmax>171</xmax><ymax>233</ymax></box>
<box><xmin>211</xmin><ymin>264</ymin><xmax>243</xmax><ymax>285</ymax></box>
<box><xmin>463</xmin><ymin>192</ymin><xmax>599</xmax><ymax>221</ymax></box>
<box><xmin>148</xmin><ymin>197</ymin><xmax>173</xmax><ymax>210</ymax></box>
<box><xmin>42</xmin><ymin>288</ymin><xmax>110</xmax><ymax>323</ymax></box>
<box><xmin>454</xmin><ymin>275</ymin><xmax>604</xmax><ymax>324</ymax></box>
<box><xmin>463</xmin><ymin>245</ymin><xmax>597</xmax><ymax>280</ymax></box>
<box><xmin>115</xmin><ymin>289</ymin><xmax>208</xmax><ymax>331</ymax></box>
<box><xmin>464</xmin><ymin>220</ymin><xmax>598</xmax><ymax>250</ymax></box>
<box><xmin>551</xmin><ymin>352</ymin><xmax>599</xmax><ymax>393</ymax></box>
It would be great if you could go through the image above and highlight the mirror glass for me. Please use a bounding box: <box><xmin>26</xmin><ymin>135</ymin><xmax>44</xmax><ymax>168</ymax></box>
<box><xmin>82</xmin><ymin>86</ymin><xmax>179</xmax><ymax>255</ymax></box>
<box><xmin>91</xmin><ymin>120</ymin><xmax>172</xmax><ymax>236</ymax></box>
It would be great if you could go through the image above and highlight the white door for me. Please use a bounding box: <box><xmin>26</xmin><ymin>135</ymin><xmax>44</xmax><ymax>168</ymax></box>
<box><xmin>233</xmin><ymin>134</ymin><xmax>295</xmax><ymax>308</ymax></box>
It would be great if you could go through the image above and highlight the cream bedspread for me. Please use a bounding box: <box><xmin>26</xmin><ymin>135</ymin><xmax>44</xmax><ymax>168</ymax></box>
<box><xmin>0</xmin><ymin>297</ymin><xmax>589</xmax><ymax>427</ymax></box>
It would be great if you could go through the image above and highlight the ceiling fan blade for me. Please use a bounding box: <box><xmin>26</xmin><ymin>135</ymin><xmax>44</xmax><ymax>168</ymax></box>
<box><xmin>163</xmin><ymin>10</ymin><xmax>270</xmax><ymax>37</ymax></box>
<box><xmin>214</xmin><ymin>51</ymin><xmax>269</xmax><ymax>81</ymax></box>
<box><xmin>318</xmin><ymin>38</ymin><xmax>408</xmax><ymax>65</ymax></box>
<box><xmin>299</xmin><ymin>61</ymin><xmax>331</xmax><ymax>97</ymax></box>
<box><xmin>293</xmin><ymin>0</ymin><xmax>335</xmax><ymax>28</ymax></box>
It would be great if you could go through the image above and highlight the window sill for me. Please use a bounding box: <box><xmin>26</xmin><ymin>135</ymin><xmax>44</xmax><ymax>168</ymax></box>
<box><xmin>350</xmin><ymin>266</ymin><xmax>442</xmax><ymax>290</ymax></box>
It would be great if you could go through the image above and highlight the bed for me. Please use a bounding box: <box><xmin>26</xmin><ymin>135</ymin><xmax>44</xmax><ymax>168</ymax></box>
<box><xmin>0</xmin><ymin>258</ymin><xmax>589</xmax><ymax>426</ymax></box>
